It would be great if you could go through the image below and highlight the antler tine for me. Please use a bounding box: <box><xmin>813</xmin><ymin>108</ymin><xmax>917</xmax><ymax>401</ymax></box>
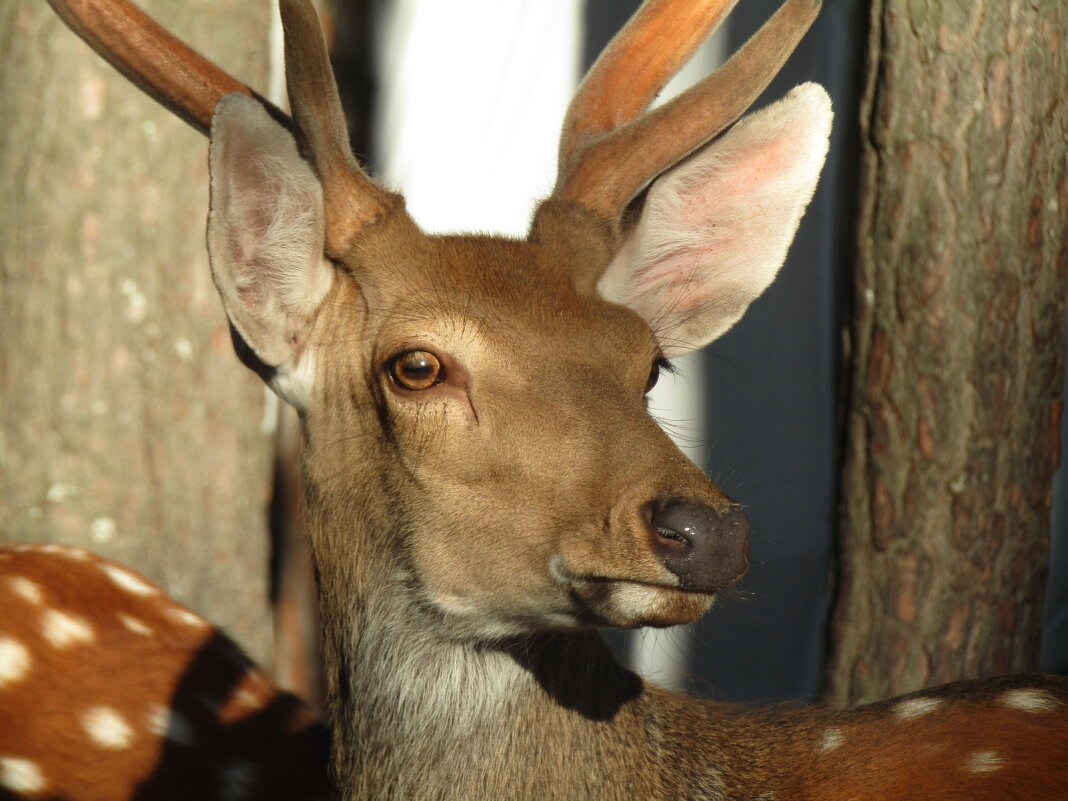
<box><xmin>47</xmin><ymin>0</ymin><xmax>280</xmax><ymax>136</ymax></box>
<box><xmin>280</xmin><ymin>0</ymin><xmax>399</xmax><ymax>258</ymax></box>
<box><xmin>559</xmin><ymin>0</ymin><xmax>738</xmax><ymax>170</ymax></box>
<box><xmin>554</xmin><ymin>0</ymin><xmax>822</xmax><ymax>223</ymax></box>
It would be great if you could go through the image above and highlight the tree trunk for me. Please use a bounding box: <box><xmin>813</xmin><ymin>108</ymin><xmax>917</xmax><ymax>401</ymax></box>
<box><xmin>0</xmin><ymin>1</ymin><xmax>276</xmax><ymax>662</ymax></box>
<box><xmin>827</xmin><ymin>0</ymin><xmax>1068</xmax><ymax>707</ymax></box>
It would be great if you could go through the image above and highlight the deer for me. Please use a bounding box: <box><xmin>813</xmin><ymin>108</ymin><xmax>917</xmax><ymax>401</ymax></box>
<box><xmin>12</xmin><ymin>0</ymin><xmax>1066</xmax><ymax>799</ymax></box>
<box><xmin>0</xmin><ymin>542</ymin><xmax>332</xmax><ymax>800</ymax></box>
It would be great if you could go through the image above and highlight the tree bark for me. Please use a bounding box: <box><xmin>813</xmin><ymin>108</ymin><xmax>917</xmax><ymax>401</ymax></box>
<box><xmin>827</xmin><ymin>0</ymin><xmax>1068</xmax><ymax>706</ymax></box>
<box><xmin>0</xmin><ymin>1</ymin><xmax>276</xmax><ymax>662</ymax></box>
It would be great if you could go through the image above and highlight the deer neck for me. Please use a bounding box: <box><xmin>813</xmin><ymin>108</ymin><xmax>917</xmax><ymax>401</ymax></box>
<box><xmin>302</xmin><ymin>484</ymin><xmax>697</xmax><ymax>801</ymax></box>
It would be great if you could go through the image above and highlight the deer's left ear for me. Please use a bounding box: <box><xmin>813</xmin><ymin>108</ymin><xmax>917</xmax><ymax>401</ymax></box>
<box><xmin>598</xmin><ymin>83</ymin><xmax>832</xmax><ymax>357</ymax></box>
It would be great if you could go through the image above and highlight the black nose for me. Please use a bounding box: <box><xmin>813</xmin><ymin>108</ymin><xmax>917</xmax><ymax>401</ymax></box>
<box><xmin>649</xmin><ymin>501</ymin><xmax>750</xmax><ymax>592</ymax></box>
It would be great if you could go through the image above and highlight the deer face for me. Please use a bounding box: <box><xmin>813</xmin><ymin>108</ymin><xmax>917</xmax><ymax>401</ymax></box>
<box><xmin>291</xmin><ymin>233</ymin><xmax>744</xmax><ymax>638</ymax></box>
<box><xmin>202</xmin><ymin>1</ymin><xmax>831</xmax><ymax>642</ymax></box>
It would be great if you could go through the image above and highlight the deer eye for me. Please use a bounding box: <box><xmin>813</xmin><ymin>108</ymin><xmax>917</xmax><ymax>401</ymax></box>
<box><xmin>645</xmin><ymin>360</ymin><xmax>662</xmax><ymax>395</ymax></box>
<box><xmin>645</xmin><ymin>358</ymin><xmax>675</xmax><ymax>395</ymax></box>
<box><xmin>390</xmin><ymin>350</ymin><xmax>442</xmax><ymax>391</ymax></box>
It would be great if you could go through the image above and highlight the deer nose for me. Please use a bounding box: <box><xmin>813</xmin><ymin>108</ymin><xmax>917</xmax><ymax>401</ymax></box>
<box><xmin>649</xmin><ymin>501</ymin><xmax>750</xmax><ymax>592</ymax></box>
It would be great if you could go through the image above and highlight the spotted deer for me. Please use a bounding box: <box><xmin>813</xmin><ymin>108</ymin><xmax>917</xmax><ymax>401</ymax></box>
<box><xmin>0</xmin><ymin>543</ymin><xmax>332</xmax><ymax>800</ymax></box>
<box><xmin>17</xmin><ymin>0</ymin><xmax>1068</xmax><ymax>799</ymax></box>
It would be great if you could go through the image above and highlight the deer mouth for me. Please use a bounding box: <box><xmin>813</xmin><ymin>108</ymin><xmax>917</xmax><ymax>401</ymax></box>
<box><xmin>566</xmin><ymin>576</ymin><xmax>717</xmax><ymax>629</ymax></box>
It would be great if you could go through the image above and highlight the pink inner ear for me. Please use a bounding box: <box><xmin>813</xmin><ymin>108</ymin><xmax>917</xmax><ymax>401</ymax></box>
<box><xmin>222</xmin><ymin>155</ymin><xmax>283</xmax><ymax>314</ymax></box>
<box><xmin>629</xmin><ymin>250</ymin><xmax>715</xmax><ymax>312</ymax></box>
<box><xmin>234</xmin><ymin>277</ymin><xmax>264</xmax><ymax>312</ymax></box>
<box><xmin>679</xmin><ymin>133</ymin><xmax>806</xmax><ymax>232</ymax></box>
<box><xmin>601</xmin><ymin>84</ymin><xmax>832</xmax><ymax>354</ymax></box>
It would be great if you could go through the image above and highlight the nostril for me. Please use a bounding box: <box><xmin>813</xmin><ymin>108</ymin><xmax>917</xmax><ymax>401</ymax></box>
<box><xmin>649</xmin><ymin>501</ymin><xmax>706</xmax><ymax>560</ymax></box>
<box><xmin>652</xmin><ymin>517</ymin><xmax>695</xmax><ymax>552</ymax></box>
<box><xmin>649</xmin><ymin>505</ymin><xmax>692</xmax><ymax>558</ymax></box>
<box><xmin>648</xmin><ymin>500</ymin><xmax>751</xmax><ymax>592</ymax></box>
<box><xmin>655</xmin><ymin>525</ymin><xmax>687</xmax><ymax>543</ymax></box>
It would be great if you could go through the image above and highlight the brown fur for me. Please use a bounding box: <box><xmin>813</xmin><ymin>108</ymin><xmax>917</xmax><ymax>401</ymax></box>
<box><xmin>0</xmin><ymin>544</ymin><xmax>331</xmax><ymax>801</ymax></box>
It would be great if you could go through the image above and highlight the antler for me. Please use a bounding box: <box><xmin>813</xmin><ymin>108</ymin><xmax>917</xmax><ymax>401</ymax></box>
<box><xmin>45</xmin><ymin>0</ymin><xmax>272</xmax><ymax>134</ymax></box>
<box><xmin>280</xmin><ymin>0</ymin><xmax>399</xmax><ymax>256</ymax></box>
<box><xmin>554</xmin><ymin>0</ymin><xmax>822</xmax><ymax>222</ymax></box>
<box><xmin>47</xmin><ymin>0</ymin><xmax>396</xmax><ymax>258</ymax></box>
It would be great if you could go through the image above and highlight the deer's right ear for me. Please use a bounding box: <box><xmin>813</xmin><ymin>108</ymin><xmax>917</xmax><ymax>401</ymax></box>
<box><xmin>208</xmin><ymin>93</ymin><xmax>334</xmax><ymax>409</ymax></box>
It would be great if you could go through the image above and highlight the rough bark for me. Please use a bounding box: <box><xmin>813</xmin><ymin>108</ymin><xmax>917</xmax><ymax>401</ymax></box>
<box><xmin>0</xmin><ymin>1</ymin><xmax>276</xmax><ymax>662</ymax></box>
<box><xmin>827</xmin><ymin>0</ymin><xmax>1068</xmax><ymax>706</ymax></box>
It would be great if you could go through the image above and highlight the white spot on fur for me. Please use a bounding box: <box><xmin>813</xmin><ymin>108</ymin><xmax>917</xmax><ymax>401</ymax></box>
<box><xmin>894</xmin><ymin>697</ymin><xmax>944</xmax><ymax>720</ymax></box>
<box><xmin>0</xmin><ymin>637</ymin><xmax>31</xmax><ymax>688</ymax></box>
<box><xmin>244</xmin><ymin>671</ymin><xmax>270</xmax><ymax>692</ymax></box>
<box><xmin>82</xmin><ymin>706</ymin><xmax>134</xmax><ymax>750</ymax></box>
<box><xmin>9</xmin><ymin>577</ymin><xmax>43</xmax><ymax>605</ymax></box>
<box><xmin>42</xmin><ymin>609</ymin><xmax>95</xmax><ymax>649</ymax></box>
<box><xmin>146</xmin><ymin>705</ymin><xmax>197</xmax><ymax>746</ymax></box>
<box><xmin>0</xmin><ymin>758</ymin><xmax>46</xmax><ymax>794</ymax></box>
<box><xmin>219</xmin><ymin>760</ymin><xmax>258</xmax><ymax>800</ymax></box>
<box><xmin>164</xmin><ymin>607</ymin><xmax>208</xmax><ymax>628</ymax></box>
<box><xmin>101</xmin><ymin>563</ymin><xmax>157</xmax><ymax>596</ymax></box>
<box><xmin>967</xmin><ymin>750</ymin><xmax>1004</xmax><ymax>774</ymax></box>
<box><xmin>1000</xmin><ymin>688</ymin><xmax>1061</xmax><ymax>713</ymax></box>
<box><xmin>145</xmin><ymin>705</ymin><xmax>166</xmax><ymax>734</ymax></box>
<box><xmin>118</xmin><ymin>614</ymin><xmax>153</xmax><ymax>636</ymax></box>
<box><xmin>819</xmin><ymin>728</ymin><xmax>844</xmax><ymax>752</ymax></box>
<box><xmin>230</xmin><ymin>689</ymin><xmax>266</xmax><ymax>709</ymax></box>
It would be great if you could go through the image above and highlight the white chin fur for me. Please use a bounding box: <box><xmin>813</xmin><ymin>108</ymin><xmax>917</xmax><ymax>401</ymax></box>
<box><xmin>609</xmin><ymin>582</ymin><xmax>679</xmax><ymax>621</ymax></box>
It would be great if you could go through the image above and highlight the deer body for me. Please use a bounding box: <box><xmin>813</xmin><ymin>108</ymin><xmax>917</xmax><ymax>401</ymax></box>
<box><xmin>28</xmin><ymin>0</ymin><xmax>1068</xmax><ymax>799</ymax></box>
<box><xmin>0</xmin><ymin>543</ymin><xmax>331</xmax><ymax>801</ymax></box>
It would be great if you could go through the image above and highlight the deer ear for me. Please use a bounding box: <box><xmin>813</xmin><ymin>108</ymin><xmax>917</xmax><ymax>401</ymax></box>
<box><xmin>598</xmin><ymin>83</ymin><xmax>832</xmax><ymax>357</ymax></box>
<box><xmin>207</xmin><ymin>93</ymin><xmax>333</xmax><ymax>408</ymax></box>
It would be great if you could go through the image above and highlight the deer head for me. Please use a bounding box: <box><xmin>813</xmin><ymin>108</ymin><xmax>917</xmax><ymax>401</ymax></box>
<box><xmin>206</xmin><ymin>0</ymin><xmax>829</xmax><ymax>643</ymax></box>
<box><xmin>48</xmin><ymin>0</ymin><xmax>829</xmax><ymax>639</ymax></box>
